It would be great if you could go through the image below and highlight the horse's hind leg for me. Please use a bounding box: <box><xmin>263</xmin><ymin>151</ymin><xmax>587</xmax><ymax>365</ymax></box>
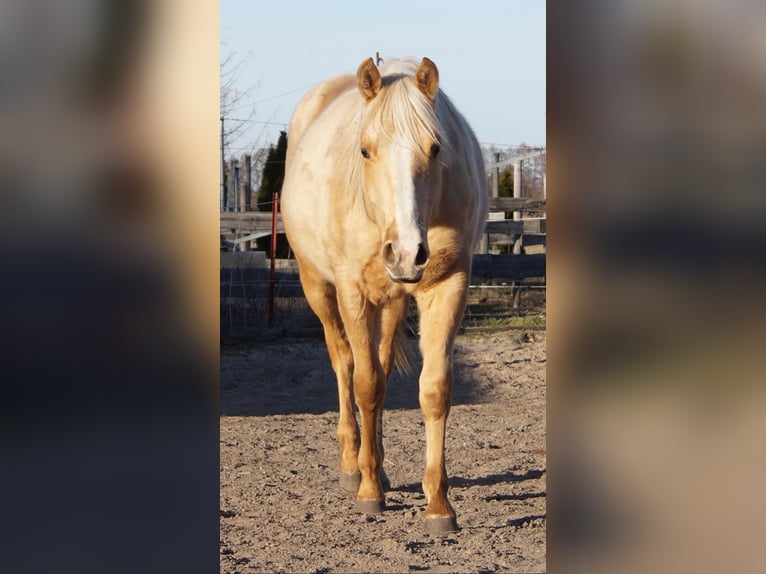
<box><xmin>294</xmin><ymin>258</ymin><xmax>359</xmax><ymax>492</ymax></box>
<box><xmin>376</xmin><ymin>296</ymin><xmax>409</xmax><ymax>491</ymax></box>
<box><xmin>414</xmin><ymin>272</ymin><xmax>468</xmax><ymax>534</ymax></box>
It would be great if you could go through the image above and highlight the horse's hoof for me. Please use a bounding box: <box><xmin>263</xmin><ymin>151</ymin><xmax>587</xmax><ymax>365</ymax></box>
<box><xmin>425</xmin><ymin>516</ymin><xmax>459</xmax><ymax>535</ymax></box>
<box><xmin>339</xmin><ymin>471</ymin><xmax>361</xmax><ymax>495</ymax></box>
<box><xmin>355</xmin><ymin>498</ymin><xmax>385</xmax><ymax>514</ymax></box>
<box><xmin>380</xmin><ymin>468</ymin><xmax>391</xmax><ymax>491</ymax></box>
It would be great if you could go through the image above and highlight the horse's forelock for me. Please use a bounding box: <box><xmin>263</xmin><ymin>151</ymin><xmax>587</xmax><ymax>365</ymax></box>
<box><xmin>367</xmin><ymin>73</ymin><xmax>445</xmax><ymax>158</ymax></box>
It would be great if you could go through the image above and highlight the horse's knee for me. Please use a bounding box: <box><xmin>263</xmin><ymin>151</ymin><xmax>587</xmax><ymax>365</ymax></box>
<box><xmin>418</xmin><ymin>375</ymin><xmax>452</xmax><ymax>418</ymax></box>
<box><xmin>353</xmin><ymin>369</ymin><xmax>386</xmax><ymax>412</ymax></box>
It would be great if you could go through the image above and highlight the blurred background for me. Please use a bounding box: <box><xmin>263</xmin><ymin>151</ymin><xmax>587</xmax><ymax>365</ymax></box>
<box><xmin>548</xmin><ymin>1</ymin><xmax>766</xmax><ymax>572</ymax></box>
<box><xmin>0</xmin><ymin>2</ymin><xmax>218</xmax><ymax>573</ymax></box>
<box><xmin>0</xmin><ymin>0</ymin><xmax>764</xmax><ymax>572</ymax></box>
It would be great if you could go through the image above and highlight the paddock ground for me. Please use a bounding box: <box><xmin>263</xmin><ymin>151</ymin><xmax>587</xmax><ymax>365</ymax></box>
<box><xmin>220</xmin><ymin>329</ymin><xmax>546</xmax><ymax>573</ymax></box>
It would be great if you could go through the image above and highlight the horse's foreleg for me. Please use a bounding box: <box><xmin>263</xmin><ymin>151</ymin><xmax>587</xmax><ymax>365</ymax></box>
<box><xmin>415</xmin><ymin>272</ymin><xmax>468</xmax><ymax>534</ymax></box>
<box><xmin>295</xmin><ymin>260</ymin><xmax>359</xmax><ymax>491</ymax></box>
<box><xmin>337</xmin><ymin>289</ymin><xmax>387</xmax><ymax>513</ymax></box>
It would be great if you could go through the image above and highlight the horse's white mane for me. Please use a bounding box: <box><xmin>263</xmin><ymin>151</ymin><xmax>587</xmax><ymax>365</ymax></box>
<box><xmin>367</xmin><ymin>59</ymin><xmax>444</xmax><ymax>156</ymax></box>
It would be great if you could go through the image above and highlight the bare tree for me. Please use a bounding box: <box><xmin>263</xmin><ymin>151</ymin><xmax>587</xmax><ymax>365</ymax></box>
<box><xmin>220</xmin><ymin>40</ymin><xmax>263</xmax><ymax>156</ymax></box>
<box><xmin>248</xmin><ymin>147</ymin><xmax>270</xmax><ymax>198</ymax></box>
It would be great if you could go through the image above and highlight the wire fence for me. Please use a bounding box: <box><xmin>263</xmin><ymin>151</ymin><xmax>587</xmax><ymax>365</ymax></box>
<box><xmin>220</xmin><ymin>264</ymin><xmax>545</xmax><ymax>344</ymax></box>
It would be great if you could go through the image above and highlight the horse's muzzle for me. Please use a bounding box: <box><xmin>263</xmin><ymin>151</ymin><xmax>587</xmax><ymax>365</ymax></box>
<box><xmin>382</xmin><ymin>240</ymin><xmax>429</xmax><ymax>283</ymax></box>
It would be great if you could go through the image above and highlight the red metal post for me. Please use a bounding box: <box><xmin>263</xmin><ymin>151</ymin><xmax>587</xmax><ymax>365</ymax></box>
<box><xmin>268</xmin><ymin>192</ymin><xmax>278</xmax><ymax>328</ymax></box>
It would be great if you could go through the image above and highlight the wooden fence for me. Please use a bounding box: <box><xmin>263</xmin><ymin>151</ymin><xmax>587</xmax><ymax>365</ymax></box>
<box><xmin>220</xmin><ymin>197</ymin><xmax>545</xmax><ymax>288</ymax></box>
<box><xmin>220</xmin><ymin>198</ymin><xmax>545</xmax><ymax>339</ymax></box>
<box><xmin>221</xmin><ymin>197</ymin><xmax>545</xmax><ymax>256</ymax></box>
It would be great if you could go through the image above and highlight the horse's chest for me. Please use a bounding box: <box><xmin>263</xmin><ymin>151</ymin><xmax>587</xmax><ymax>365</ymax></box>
<box><xmin>357</xmin><ymin>259</ymin><xmax>403</xmax><ymax>305</ymax></box>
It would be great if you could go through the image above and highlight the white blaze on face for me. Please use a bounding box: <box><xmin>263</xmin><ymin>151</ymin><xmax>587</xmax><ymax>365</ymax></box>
<box><xmin>391</xmin><ymin>142</ymin><xmax>422</xmax><ymax>251</ymax></box>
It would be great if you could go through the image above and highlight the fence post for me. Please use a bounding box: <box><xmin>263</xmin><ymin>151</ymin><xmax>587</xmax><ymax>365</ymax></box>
<box><xmin>241</xmin><ymin>154</ymin><xmax>252</xmax><ymax>212</ymax></box>
<box><xmin>513</xmin><ymin>160</ymin><xmax>523</xmax><ymax>255</ymax></box>
<box><xmin>227</xmin><ymin>157</ymin><xmax>238</xmax><ymax>214</ymax></box>
<box><xmin>220</xmin><ymin>117</ymin><xmax>225</xmax><ymax>212</ymax></box>
<box><xmin>268</xmin><ymin>192</ymin><xmax>279</xmax><ymax>329</ymax></box>
<box><xmin>232</xmin><ymin>158</ymin><xmax>240</xmax><ymax>213</ymax></box>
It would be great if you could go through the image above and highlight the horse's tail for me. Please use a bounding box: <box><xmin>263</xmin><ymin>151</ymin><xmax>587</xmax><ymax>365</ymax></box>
<box><xmin>391</xmin><ymin>319</ymin><xmax>415</xmax><ymax>377</ymax></box>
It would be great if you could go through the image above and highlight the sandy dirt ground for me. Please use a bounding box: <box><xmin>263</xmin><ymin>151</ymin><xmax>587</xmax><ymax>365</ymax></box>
<box><xmin>220</xmin><ymin>329</ymin><xmax>546</xmax><ymax>573</ymax></box>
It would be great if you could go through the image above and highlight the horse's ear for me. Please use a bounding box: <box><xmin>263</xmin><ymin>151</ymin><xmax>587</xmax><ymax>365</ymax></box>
<box><xmin>415</xmin><ymin>57</ymin><xmax>439</xmax><ymax>100</ymax></box>
<box><xmin>357</xmin><ymin>58</ymin><xmax>382</xmax><ymax>101</ymax></box>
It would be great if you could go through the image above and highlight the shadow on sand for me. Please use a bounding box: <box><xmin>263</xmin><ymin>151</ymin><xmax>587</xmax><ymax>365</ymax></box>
<box><xmin>221</xmin><ymin>336</ymin><xmax>505</xmax><ymax>417</ymax></box>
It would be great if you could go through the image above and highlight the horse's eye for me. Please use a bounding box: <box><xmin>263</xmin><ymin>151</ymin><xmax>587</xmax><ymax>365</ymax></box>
<box><xmin>430</xmin><ymin>143</ymin><xmax>441</xmax><ymax>158</ymax></box>
<box><xmin>361</xmin><ymin>147</ymin><xmax>370</xmax><ymax>159</ymax></box>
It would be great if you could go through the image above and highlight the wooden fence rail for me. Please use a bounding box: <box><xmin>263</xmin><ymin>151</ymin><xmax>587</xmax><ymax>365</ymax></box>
<box><xmin>487</xmin><ymin>197</ymin><xmax>546</xmax><ymax>212</ymax></box>
<box><xmin>221</xmin><ymin>196</ymin><xmax>546</xmax><ymax>287</ymax></box>
<box><xmin>220</xmin><ymin>198</ymin><xmax>545</xmax><ymax>236</ymax></box>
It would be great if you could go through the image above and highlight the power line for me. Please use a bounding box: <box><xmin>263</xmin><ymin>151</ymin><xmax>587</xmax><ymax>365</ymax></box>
<box><xmin>225</xmin><ymin>83</ymin><xmax>316</xmax><ymax>113</ymax></box>
<box><xmin>226</xmin><ymin>145</ymin><xmax>272</xmax><ymax>152</ymax></box>
<box><xmin>250</xmin><ymin>84</ymin><xmax>315</xmax><ymax>105</ymax></box>
<box><xmin>225</xmin><ymin>117</ymin><xmax>288</xmax><ymax>126</ymax></box>
<box><xmin>480</xmin><ymin>143</ymin><xmax>546</xmax><ymax>150</ymax></box>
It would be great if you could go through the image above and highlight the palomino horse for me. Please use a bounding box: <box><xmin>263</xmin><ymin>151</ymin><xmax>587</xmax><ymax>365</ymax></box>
<box><xmin>281</xmin><ymin>57</ymin><xmax>487</xmax><ymax>534</ymax></box>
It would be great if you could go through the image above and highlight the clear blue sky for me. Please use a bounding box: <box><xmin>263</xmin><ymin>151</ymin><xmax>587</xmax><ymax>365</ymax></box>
<box><xmin>221</xmin><ymin>0</ymin><xmax>545</xmax><ymax>154</ymax></box>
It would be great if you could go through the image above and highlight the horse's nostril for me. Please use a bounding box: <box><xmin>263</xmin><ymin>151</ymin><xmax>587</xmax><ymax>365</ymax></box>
<box><xmin>382</xmin><ymin>241</ymin><xmax>396</xmax><ymax>265</ymax></box>
<box><xmin>415</xmin><ymin>243</ymin><xmax>429</xmax><ymax>267</ymax></box>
